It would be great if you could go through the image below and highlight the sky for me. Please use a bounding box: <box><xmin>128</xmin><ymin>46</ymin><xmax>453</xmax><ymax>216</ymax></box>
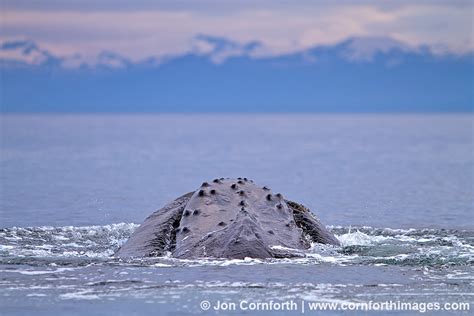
<box><xmin>0</xmin><ymin>0</ymin><xmax>473</xmax><ymax>112</ymax></box>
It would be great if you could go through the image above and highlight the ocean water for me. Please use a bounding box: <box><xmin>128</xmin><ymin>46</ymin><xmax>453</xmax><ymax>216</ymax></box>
<box><xmin>0</xmin><ymin>114</ymin><xmax>472</xmax><ymax>315</ymax></box>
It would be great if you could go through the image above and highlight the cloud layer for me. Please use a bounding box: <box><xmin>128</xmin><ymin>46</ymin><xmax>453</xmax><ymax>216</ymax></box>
<box><xmin>1</xmin><ymin>1</ymin><xmax>472</xmax><ymax>66</ymax></box>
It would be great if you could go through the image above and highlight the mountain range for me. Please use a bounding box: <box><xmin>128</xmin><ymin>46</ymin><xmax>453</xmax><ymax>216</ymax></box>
<box><xmin>1</xmin><ymin>36</ymin><xmax>472</xmax><ymax>112</ymax></box>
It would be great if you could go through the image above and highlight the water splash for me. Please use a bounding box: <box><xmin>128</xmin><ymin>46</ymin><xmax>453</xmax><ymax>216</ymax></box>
<box><xmin>0</xmin><ymin>223</ymin><xmax>472</xmax><ymax>268</ymax></box>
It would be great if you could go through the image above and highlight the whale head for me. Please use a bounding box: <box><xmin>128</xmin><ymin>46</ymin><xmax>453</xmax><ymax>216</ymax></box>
<box><xmin>173</xmin><ymin>178</ymin><xmax>307</xmax><ymax>259</ymax></box>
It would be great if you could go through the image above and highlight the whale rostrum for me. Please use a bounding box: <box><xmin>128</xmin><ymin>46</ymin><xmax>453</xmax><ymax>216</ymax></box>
<box><xmin>115</xmin><ymin>178</ymin><xmax>340</xmax><ymax>259</ymax></box>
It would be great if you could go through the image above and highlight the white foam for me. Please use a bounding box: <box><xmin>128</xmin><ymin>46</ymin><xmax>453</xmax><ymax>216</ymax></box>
<box><xmin>1</xmin><ymin>223</ymin><xmax>471</xmax><ymax>268</ymax></box>
<box><xmin>337</xmin><ymin>231</ymin><xmax>391</xmax><ymax>246</ymax></box>
<box><xmin>60</xmin><ymin>291</ymin><xmax>100</xmax><ymax>300</ymax></box>
<box><xmin>0</xmin><ymin>267</ymin><xmax>76</xmax><ymax>275</ymax></box>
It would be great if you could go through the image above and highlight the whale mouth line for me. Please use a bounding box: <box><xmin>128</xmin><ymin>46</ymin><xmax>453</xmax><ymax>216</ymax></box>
<box><xmin>167</xmin><ymin>212</ymin><xmax>183</xmax><ymax>253</ymax></box>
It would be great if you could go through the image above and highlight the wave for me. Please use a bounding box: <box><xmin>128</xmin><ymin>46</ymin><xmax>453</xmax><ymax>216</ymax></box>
<box><xmin>0</xmin><ymin>223</ymin><xmax>472</xmax><ymax>267</ymax></box>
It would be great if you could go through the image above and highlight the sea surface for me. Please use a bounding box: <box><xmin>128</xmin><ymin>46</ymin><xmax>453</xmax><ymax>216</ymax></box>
<box><xmin>0</xmin><ymin>114</ymin><xmax>473</xmax><ymax>315</ymax></box>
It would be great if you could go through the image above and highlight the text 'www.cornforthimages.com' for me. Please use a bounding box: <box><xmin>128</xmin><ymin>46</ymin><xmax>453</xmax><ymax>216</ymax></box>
<box><xmin>199</xmin><ymin>300</ymin><xmax>471</xmax><ymax>313</ymax></box>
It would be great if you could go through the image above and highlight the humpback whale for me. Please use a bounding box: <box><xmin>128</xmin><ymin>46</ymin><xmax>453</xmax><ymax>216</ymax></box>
<box><xmin>116</xmin><ymin>178</ymin><xmax>340</xmax><ymax>259</ymax></box>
